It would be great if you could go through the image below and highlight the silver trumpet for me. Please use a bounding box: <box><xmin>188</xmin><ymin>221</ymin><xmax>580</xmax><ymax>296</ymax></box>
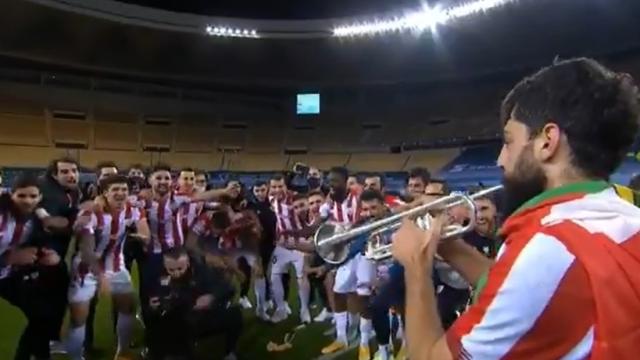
<box><xmin>313</xmin><ymin>185</ymin><xmax>503</xmax><ymax>264</ymax></box>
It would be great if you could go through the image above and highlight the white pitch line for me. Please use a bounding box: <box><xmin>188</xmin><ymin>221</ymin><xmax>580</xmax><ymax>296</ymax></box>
<box><xmin>312</xmin><ymin>342</ymin><xmax>359</xmax><ymax>360</ymax></box>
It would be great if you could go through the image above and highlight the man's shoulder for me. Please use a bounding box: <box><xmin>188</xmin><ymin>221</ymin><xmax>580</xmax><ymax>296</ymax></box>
<box><xmin>37</xmin><ymin>176</ymin><xmax>57</xmax><ymax>195</ymax></box>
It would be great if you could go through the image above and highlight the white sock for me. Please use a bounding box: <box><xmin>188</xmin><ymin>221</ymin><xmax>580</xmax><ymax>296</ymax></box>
<box><xmin>334</xmin><ymin>311</ymin><xmax>348</xmax><ymax>344</ymax></box>
<box><xmin>116</xmin><ymin>313</ymin><xmax>134</xmax><ymax>353</ymax></box>
<box><xmin>297</xmin><ymin>277</ymin><xmax>310</xmax><ymax>313</ymax></box>
<box><xmin>254</xmin><ymin>277</ymin><xmax>266</xmax><ymax>309</ymax></box>
<box><xmin>349</xmin><ymin>313</ymin><xmax>360</xmax><ymax>328</ymax></box>
<box><xmin>270</xmin><ymin>272</ymin><xmax>286</xmax><ymax>311</ymax></box>
<box><xmin>360</xmin><ymin>318</ymin><xmax>373</xmax><ymax>346</ymax></box>
<box><xmin>397</xmin><ymin>316</ymin><xmax>405</xmax><ymax>340</ymax></box>
<box><xmin>378</xmin><ymin>344</ymin><xmax>390</xmax><ymax>360</ymax></box>
<box><xmin>66</xmin><ymin>325</ymin><xmax>86</xmax><ymax>360</ymax></box>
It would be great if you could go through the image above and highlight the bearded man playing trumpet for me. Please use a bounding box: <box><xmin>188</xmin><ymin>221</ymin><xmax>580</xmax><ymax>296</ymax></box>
<box><xmin>391</xmin><ymin>58</ymin><xmax>640</xmax><ymax>360</ymax></box>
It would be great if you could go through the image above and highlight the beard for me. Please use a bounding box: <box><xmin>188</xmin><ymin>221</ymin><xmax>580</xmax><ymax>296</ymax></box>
<box><xmin>502</xmin><ymin>144</ymin><xmax>547</xmax><ymax>218</ymax></box>
<box><xmin>331</xmin><ymin>186</ymin><xmax>347</xmax><ymax>202</ymax></box>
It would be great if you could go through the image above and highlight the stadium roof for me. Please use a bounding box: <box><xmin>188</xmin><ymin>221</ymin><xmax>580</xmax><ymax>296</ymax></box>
<box><xmin>117</xmin><ymin>0</ymin><xmax>424</xmax><ymax>19</ymax></box>
<box><xmin>1</xmin><ymin>0</ymin><xmax>640</xmax><ymax>89</ymax></box>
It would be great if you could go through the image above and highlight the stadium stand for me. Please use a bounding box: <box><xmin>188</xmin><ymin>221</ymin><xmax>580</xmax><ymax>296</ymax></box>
<box><xmin>94</xmin><ymin>121</ymin><xmax>140</xmax><ymax>151</ymax></box>
<box><xmin>0</xmin><ymin>114</ymin><xmax>49</xmax><ymax>146</ymax></box>
<box><xmin>51</xmin><ymin>118</ymin><xmax>91</xmax><ymax>146</ymax></box>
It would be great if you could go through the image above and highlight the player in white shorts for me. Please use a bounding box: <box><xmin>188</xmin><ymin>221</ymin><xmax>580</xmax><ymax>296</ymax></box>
<box><xmin>321</xmin><ymin>168</ymin><xmax>378</xmax><ymax>360</ymax></box>
<box><xmin>66</xmin><ymin>175</ymin><xmax>150</xmax><ymax>360</ymax></box>
<box><xmin>268</xmin><ymin>175</ymin><xmax>311</xmax><ymax>324</ymax></box>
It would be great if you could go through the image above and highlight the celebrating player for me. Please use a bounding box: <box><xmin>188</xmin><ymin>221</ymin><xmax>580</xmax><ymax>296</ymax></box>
<box><xmin>66</xmin><ymin>175</ymin><xmax>150</xmax><ymax>360</ymax></box>
<box><xmin>269</xmin><ymin>174</ymin><xmax>311</xmax><ymax>324</ymax></box>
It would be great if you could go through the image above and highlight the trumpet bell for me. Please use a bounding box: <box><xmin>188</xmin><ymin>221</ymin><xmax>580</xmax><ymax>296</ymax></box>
<box><xmin>314</xmin><ymin>222</ymin><xmax>352</xmax><ymax>265</ymax></box>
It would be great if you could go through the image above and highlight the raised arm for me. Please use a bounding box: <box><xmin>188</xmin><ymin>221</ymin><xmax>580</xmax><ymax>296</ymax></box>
<box><xmin>191</xmin><ymin>182</ymin><xmax>239</xmax><ymax>203</ymax></box>
<box><xmin>392</xmin><ymin>218</ymin><xmax>453</xmax><ymax>360</ymax></box>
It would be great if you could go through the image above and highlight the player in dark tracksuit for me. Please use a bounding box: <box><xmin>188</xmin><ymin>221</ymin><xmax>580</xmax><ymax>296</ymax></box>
<box><xmin>34</xmin><ymin>158</ymin><xmax>82</xmax><ymax>350</ymax></box>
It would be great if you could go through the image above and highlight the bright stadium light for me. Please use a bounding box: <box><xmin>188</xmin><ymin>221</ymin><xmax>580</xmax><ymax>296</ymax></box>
<box><xmin>205</xmin><ymin>25</ymin><xmax>260</xmax><ymax>38</ymax></box>
<box><xmin>333</xmin><ymin>0</ymin><xmax>517</xmax><ymax>37</ymax></box>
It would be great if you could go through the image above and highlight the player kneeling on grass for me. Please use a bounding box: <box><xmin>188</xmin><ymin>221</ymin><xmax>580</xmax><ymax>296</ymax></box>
<box><xmin>66</xmin><ymin>175</ymin><xmax>150</xmax><ymax>360</ymax></box>
<box><xmin>146</xmin><ymin>247</ymin><xmax>241</xmax><ymax>360</ymax></box>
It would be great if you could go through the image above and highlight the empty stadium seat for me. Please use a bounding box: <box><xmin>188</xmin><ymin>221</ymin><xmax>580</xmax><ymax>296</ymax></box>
<box><xmin>287</xmin><ymin>154</ymin><xmax>349</xmax><ymax>170</ymax></box>
<box><xmin>78</xmin><ymin>150</ymin><xmax>150</xmax><ymax>169</ymax></box>
<box><xmin>403</xmin><ymin>149</ymin><xmax>460</xmax><ymax>173</ymax></box>
<box><xmin>0</xmin><ymin>115</ymin><xmax>48</xmax><ymax>146</ymax></box>
<box><xmin>51</xmin><ymin>119</ymin><xmax>91</xmax><ymax>146</ymax></box>
<box><xmin>142</xmin><ymin>124</ymin><xmax>173</xmax><ymax>148</ymax></box>
<box><xmin>312</xmin><ymin>121</ymin><xmax>360</xmax><ymax>152</ymax></box>
<box><xmin>162</xmin><ymin>152</ymin><xmax>223</xmax><ymax>170</ymax></box>
<box><xmin>283</xmin><ymin>127</ymin><xmax>314</xmax><ymax>150</ymax></box>
<box><xmin>217</xmin><ymin>128</ymin><xmax>247</xmax><ymax>150</ymax></box>
<box><xmin>0</xmin><ymin>97</ymin><xmax>44</xmax><ymax>116</ymax></box>
<box><xmin>94</xmin><ymin>121</ymin><xmax>139</xmax><ymax>150</ymax></box>
<box><xmin>245</xmin><ymin>121</ymin><xmax>284</xmax><ymax>152</ymax></box>
<box><xmin>174</xmin><ymin>125</ymin><xmax>215</xmax><ymax>153</ymax></box>
<box><xmin>229</xmin><ymin>153</ymin><xmax>286</xmax><ymax>171</ymax></box>
<box><xmin>347</xmin><ymin>153</ymin><xmax>408</xmax><ymax>172</ymax></box>
<box><xmin>0</xmin><ymin>145</ymin><xmax>65</xmax><ymax>166</ymax></box>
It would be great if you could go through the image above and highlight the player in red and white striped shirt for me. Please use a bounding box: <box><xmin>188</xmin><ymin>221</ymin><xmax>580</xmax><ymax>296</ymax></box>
<box><xmin>66</xmin><ymin>175</ymin><xmax>150</xmax><ymax>360</ymax></box>
<box><xmin>139</xmin><ymin>164</ymin><xmax>238</xmax><ymax>256</ymax></box>
<box><xmin>268</xmin><ymin>174</ymin><xmax>311</xmax><ymax>324</ymax></box>
<box><xmin>0</xmin><ymin>176</ymin><xmax>68</xmax><ymax>360</ymax></box>
<box><xmin>176</xmin><ymin>168</ymin><xmax>205</xmax><ymax>237</ymax></box>
<box><xmin>363</xmin><ymin>172</ymin><xmax>405</xmax><ymax>209</ymax></box>
<box><xmin>0</xmin><ymin>187</ymin><xmax>41</xmax><ymax>280</ymax></box>
<box><xmin>194</xmin><ymin>169</ymin><xmax>209</xmax><ymax>194</ymax></box>
<box><xmin>321</xmin><ymin>167</ymin><xmax>376</xmax><ymax>360</ymax></box>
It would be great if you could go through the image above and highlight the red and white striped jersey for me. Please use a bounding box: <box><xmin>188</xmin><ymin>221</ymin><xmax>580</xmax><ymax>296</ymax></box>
<box><xmin>448</xmin><ymin>182</ymin><xmax>640</xmax><ymax>360</ymax></box>
<box><xmin>75</xmin><ymin>205</ymin><xmax>143</xmax><ymax>273</ymax></box>
<box><xmin>191</xmin><ymin>211</ymin><xmax>215</xmax><ymax>239</ymax></box>
<box><xmin>270</xmin><ymin>193</ymin><xmax>301</xmax><ymax>244</ymax></box>
<box><xmin>177</xmin><ymin>199</ymin><xmax>203</xmax><ymax>236</ymax></box>
<box><xmin>329</xmin><ymin>192</ymin><xmax>361</xmax><ymax>226</ymax></box>
<box><xmin>191</xmin><ymin>210</ymin><xmax>260</xmax><ymax>251</ymax></box>
<box><xmin>0</xmin><ymin>212</ymin><xmax>35</xmax><ymax>279</ymax></box>
<box><xmin>143</xmin><ymin>192</ymin><xmax>192</xmax><ymax>254</ymax></box>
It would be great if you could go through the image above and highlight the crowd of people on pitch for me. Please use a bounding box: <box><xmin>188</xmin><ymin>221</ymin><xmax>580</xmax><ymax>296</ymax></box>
<box><xmin>0</xmin><ymin>155</ymin><xmax>500</xmax><ymax>360</ymax></box>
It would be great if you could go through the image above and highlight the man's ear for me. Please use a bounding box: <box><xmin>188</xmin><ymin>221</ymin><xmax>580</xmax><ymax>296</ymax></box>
<box><xmin>537</xmin><ymin>123</ymin><xmax>562</xmax><ymax>161</ymax></box>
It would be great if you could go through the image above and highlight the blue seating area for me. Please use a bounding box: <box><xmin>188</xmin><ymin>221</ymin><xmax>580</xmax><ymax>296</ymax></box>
<box><xmin>438</xmin><ymin>143</ymin><xmax>640</xmax><ymax>189</ymax></box>
<box><xmin>437</xmin><ymin>144</ymin><xmax>502</xmax><ymax>190</ymax></box>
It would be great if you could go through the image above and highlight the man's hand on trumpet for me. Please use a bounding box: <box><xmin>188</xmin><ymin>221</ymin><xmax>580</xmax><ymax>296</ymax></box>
<box><xmin>391</xmin><ymin>215</ymin><xmax>446</xmax><ymax>272</ymax></box>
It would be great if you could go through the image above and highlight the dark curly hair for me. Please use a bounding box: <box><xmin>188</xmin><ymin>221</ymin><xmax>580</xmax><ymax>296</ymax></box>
<box><xmin>501</xmin><ymin>58</ymin><xmax>640</xmax><ymax>179</ymax></box>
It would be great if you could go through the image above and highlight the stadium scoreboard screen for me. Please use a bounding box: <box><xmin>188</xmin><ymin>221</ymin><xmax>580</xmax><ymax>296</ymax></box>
<box><xmin>296</xmin><ymin>93</ymin><xmax>320</xmax><ymax>115</ymax></box>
